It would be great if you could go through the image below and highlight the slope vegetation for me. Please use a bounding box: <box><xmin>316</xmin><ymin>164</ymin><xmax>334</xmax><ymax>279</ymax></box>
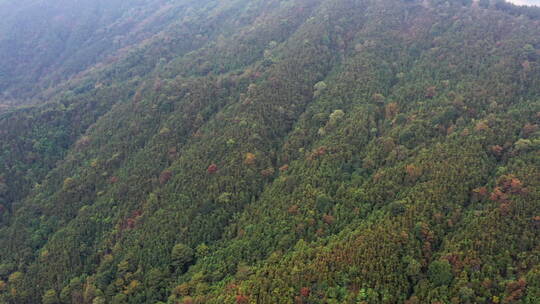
<box><xmin>0</xmin><ymin>0</ymin><xmax>539</xmax><ymax>303</ymax></box>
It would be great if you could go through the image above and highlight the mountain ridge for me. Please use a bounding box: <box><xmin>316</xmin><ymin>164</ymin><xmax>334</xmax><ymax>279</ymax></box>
<box><xmin>0</xmin><ymin>0</ymin><xmax>539</xmax><ymax>303</ymax></box>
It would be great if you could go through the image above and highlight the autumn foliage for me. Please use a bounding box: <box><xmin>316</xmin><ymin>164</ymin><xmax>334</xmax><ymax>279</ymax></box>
<box><xmin>159</xmin><ymin>170</ymin><xmax>173</xmax><ymax>185</ymax></box>
<box><xmin>504</xmin><ymin>279</ymin><xmax>527</xmax><ymax>303</ymax></box>
<box><xmin>1</xmin><ymin>1</ymin><xmax>540</xmax><ymax>304</ymax></box>
<box><xmin>235</xmin><ymin>294</ymin><xmax>249</xmax><ymax>304</ymax></box>
<box><xmin>405</xmin><ymin>164</ymin><xmax>422</xmax><ymax>182</ymax></box>
<box><xmin>207</xmin><ymin>164</ymin><xmax>218</xmax><ymax>174</ymax></box>
<box><xmin>244</xmin><ymin>153</ymin><xmax>256</xmax><ymax>165</ymax></box>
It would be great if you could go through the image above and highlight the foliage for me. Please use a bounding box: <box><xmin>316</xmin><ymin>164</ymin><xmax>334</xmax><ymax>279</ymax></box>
<box><xmin>0</xmin><ymin>0</ymin><xmax>539</xmax><ymax>303</ymax></box>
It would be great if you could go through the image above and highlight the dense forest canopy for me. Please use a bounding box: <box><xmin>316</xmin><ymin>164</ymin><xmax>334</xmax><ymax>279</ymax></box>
<box><xmin>0</xmin><ymin>0</ymin><xmax>539</xmax><ymax>303</ymax></box>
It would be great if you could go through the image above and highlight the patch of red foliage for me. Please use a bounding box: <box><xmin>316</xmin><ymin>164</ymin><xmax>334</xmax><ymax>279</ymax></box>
<box><xmin>207</xmin><ymin>164</ymin><xmax>218</xmax><ymax>174</ymax></box>
<box><xmin>121</xmin><ymin>210</ymin><xmax>143</xmax><ymax>231</ymax></box>
<box><xmin>504</xmin><ymin>279</ymin><xmax>527</xmax><ymax>303</ymax></box>
<box><xmin>471</xmin><ymin>186</ymin><xmax>489</xmax><ymax>202</ymax></box>
<box><xmin>159</xmin><ymin>170</ymin><xmax>173</xmax><ymax>185</ymax></box>
<box><xmin>261</xmin><ymin>168</ymin><xmax>275</xmax><ymax>177</ymax></box>
<box><xmin>235</xmin><ymin>294</ymin><xmax>249</xmax><ymax>304</ymax></box>
<box><xmin>288</xmin><ymin>204</ymin><xmax>300</xmax><ymax>215</ymax></box>
<box><xmin>322</xmin><ymin>214</ymin><xmax>335</xmax><ymax>225</ymax></box>
<box><xmin>308</xmin><ymin>146</ymin><xmax>327</xmax><ymax>160</ymax></box>
<box><xmin>490</xmin><ymin>145</ymin><xmax>504</xmax><ymax>157</ymax></box>
<box><xmin>490</xmin><ymin>175</ymin><xmax>526</xmax><ymax>205</ymax></box>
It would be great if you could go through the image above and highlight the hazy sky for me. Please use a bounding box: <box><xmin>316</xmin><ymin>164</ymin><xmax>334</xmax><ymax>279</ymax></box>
<box><xmin>507</xmin><ymin>0</ymin><xmax>540</xmax><ymax>6</ymax></box>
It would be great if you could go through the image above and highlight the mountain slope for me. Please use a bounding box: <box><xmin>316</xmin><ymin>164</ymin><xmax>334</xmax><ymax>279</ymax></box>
<box><xmin>0</xmin><ymin>0</ymin><xmax>539</xmax><ymax>303</ymax></box>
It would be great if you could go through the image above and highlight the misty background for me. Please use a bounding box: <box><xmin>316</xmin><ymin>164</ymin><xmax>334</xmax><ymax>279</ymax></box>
<box><xmin>507</xmin><ymin>0</ymin><xmax>540</xmax><ymax>5</ymax></box>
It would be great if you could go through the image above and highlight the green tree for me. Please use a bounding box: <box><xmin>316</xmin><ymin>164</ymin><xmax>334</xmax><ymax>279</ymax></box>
<box><xmin>42</xmin><ymin>289</ymin><xmax>59</xmax><ymax>304</ymax></box>
<box><xmin>429</xmin><ymin>260</ymin><xmax>453</xmax><ymax>287</ymax></box>
<box><xmin>171</xmin><ymin>243</ymin><xmax>194</xmax><ymax>271</ymax></box>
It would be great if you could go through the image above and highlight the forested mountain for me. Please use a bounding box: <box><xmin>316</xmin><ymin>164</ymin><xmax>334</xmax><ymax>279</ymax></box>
<box><xmin>0</xmin><ymin>0</ymin><xmax>539</xmax><ymax>303</ymax></box>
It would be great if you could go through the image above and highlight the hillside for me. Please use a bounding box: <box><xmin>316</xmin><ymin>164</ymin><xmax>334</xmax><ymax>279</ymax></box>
<box><xmin>0</xmin><ymin>0</ymin><xmax>539</xmax><ymax>303</ymax></box>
